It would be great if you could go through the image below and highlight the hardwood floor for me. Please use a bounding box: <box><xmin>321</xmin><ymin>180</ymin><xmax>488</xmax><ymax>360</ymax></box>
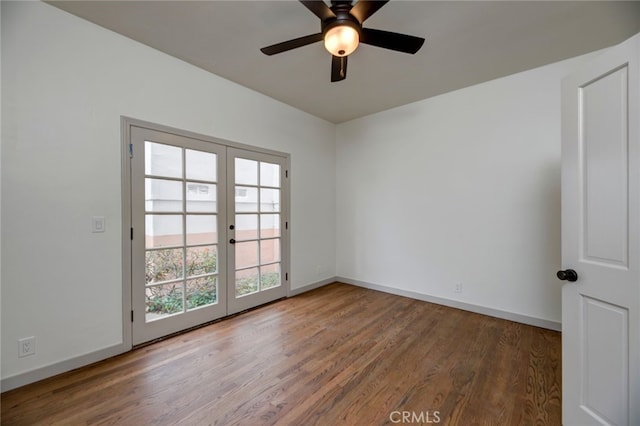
<box><xmin>1</xmin><ymin>283</ymin><xmax>561</xmax><ymax>425</ymax></box>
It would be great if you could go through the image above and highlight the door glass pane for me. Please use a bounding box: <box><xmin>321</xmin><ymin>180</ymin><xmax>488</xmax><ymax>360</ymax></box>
<box><xmin>146</xmin><ymin>179</ymin><xmax>182</xmax><ymax>212</ymax></box>
<box><xmin>236</xmin><ymin>267</ymin><xmax>259</xmax><ymax>296</ymax></box>
<box><xmin>235</xmin><ymin>187</ymin><xmax>258</xmax><ymax>212</ymax></box>
<box><xmin>260</xmin><ymin>239</ymin><xmax>280</xmax><ymax>264</ymax></box>
<box><xmin>146</xmin><ymin>215</ymin><xmax>183</xmax><ymax>248</ymax></box>
<box><xmin>260</xmin><ymin>188</ymin><xmax>280</xmax><ymax>212</ymax></box>
<box><xmin>260</xmin><ymin>214</ymin><xmax>280</xmax><ymax>239</ymax></box>
<box><xmin>260</xmin><ymin>162</ymin><xmax>280</xmax><ymax>188</ymax></box>
<box><xmin>235</xmin><ymin>158</ymin><xmax>258</xmax><ymax>185</ymax></box>
<box><xmin>186</xmin><ymin>276</ymin><xmax>217</xmax><ymax>310</ymax></box>
<box><xmin>145</xmin><ymin>142</ymin><xmax>182</xmax><ymax>178</ymax></box>
<box><xmin>260</xmin><ymin>263</ymin><xmax>281</xmax><ymax>290</ymax></box>
<box><xmin>236</xmin><ymin>241</ymin><xmax>258</xmax><ymax>269</ymax></box>
<box><xmin>186</xmin><ymin>150</ymin><xmax>216</xmax><ymax>182</ymax></box>
<box><xmin>186</xmin><ymin>183</ymin><xmax>216</xmax><ymax>212</ymax></box>
<box><xmin>186</xmin><ymin>245</ymin><xmax>217</xmax><ymax>277</ymax></box>
<box><xmin>186</xmin><ymin>215</ymin><xmax>217</xmax><ymax>245</ymax></box>
<box><xmin>146</xmin><ymin>283</ymin><xmax>184</xmax><ymax>321</ymax></box>
<box><xmin>146</xmin><ymin>248</ymin><xmax>184</xmax><ymax>284</ymax></box>
<box><xmin>236</xmin><ymin>214</ymin><xmax>258</xmax><ymax>241</ymax></box>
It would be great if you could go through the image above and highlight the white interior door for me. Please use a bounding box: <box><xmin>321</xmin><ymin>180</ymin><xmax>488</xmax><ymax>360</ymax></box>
<box><xmin>227</xmin><ymin>148</ymin><xmax>289</xmax><ymax>314</ymax></box>
<box><xmin>560</xmin><ymin>33</ymin><xmax>639</xmax><ymax>425</ymax></box>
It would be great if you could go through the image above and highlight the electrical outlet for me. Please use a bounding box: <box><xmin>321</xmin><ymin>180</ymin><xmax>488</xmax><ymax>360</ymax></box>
<box><xmin>18</xmin><ymin>336</ymin><xmax>36</xmax><ymax>357</ymax></box>
<box><xmin>455</xmin><ymin>283</ymin><xmax>463</xmax><ymax>293</ymax></box>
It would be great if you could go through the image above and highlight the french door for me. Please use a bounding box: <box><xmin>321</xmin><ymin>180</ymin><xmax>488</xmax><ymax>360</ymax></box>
<box><xmin>227</xmin><ymin>148</ymin><xmax>288</xmax><ymax>314</ymax></box>
<box><xmin>130</xmin><ymin>125</ymin><xmax>289</xmax><ymax>345</ymax></box>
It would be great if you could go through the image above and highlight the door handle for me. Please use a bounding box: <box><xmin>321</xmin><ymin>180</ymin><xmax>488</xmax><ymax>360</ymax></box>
<box><xmin>557</xmin><ymin>269</ymin><xmax>578</xmax><ymax>282</ymax></box>
<box><xmin>229</xmin><ymin>238</ymin><xmax>236</xmax><ymax>244</ymax></box>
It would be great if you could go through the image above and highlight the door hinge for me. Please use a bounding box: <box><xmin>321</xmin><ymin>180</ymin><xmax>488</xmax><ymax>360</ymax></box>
<box><xmin>285</xmin><ymin>170</ymin><xmax>288</xmax><ymax>178</ymax></box>
<box><xmin>285</xmin><ymin>273</ymin><xmax>288</xmax><ymax>281</ymax></box>
<box><xmin>131</xmin><ymin>310</ymin><xmax>134</xmax><ymax>322</ymax></box>
<box><xmin>285</xmin><ymin>221</ymin><xmax>288</xmax><ymax>230</ymax></box>
<box><xmin>130</xmin><ymin>227</ymin><xmax>133</xmax><ymax>240</ymax></box>
<box><xmin>129</xmin><ymin>143</ymin><xmax>133</xmax><ymax>158</ymax></box>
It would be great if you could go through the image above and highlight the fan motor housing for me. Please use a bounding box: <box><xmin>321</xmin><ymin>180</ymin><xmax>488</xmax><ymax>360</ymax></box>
<box><xmin>321</xmin><ymin>10</ymin><xmax>362</xmax><ymax>38</ymax></box>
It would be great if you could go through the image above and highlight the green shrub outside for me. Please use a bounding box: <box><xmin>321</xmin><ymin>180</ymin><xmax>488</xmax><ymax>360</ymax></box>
<box><xmin>146</xmin><ymin>247</ymin><xmax>280</xmax><ymax>314</ymax></box>
<box><xmin>146</xmin><ymin>247</ymin><xmax>217</xmax><ymax>314</ymax></box>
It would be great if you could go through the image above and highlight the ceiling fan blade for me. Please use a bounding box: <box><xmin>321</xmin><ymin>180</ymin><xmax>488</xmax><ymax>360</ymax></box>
<box><xmin>260</xmin><ymin>33</ymin><xmax>324</xmax><ymax>55</ymax></box>
<box><xmin>350</xmin><ymin>0</ymin><xmax>389</xmax><ymax>23</ymax></box>
<box><xmin>299</xmin><ymin>1</ymin><xmax>336</xmax><ymax>21</ymax></box>
<box><xmin>360</xmin><ymin>28</ymin><xmax>425</xmax><ymax>54</ymax></box>
<box><xmin>331</xmin><ymin>55</ymin><xmax>348</xmax><ymax>82</ymax></box>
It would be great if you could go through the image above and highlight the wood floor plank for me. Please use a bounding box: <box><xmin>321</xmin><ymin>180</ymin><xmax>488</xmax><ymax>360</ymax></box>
<box><xmin>1</xmin><ymin>283</ymin><xmax>561</xmax><ymax>425</ymax></box>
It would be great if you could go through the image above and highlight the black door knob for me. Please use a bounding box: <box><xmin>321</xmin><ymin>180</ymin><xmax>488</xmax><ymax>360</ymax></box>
<box><xmin>229</xmin><ymin>238</ymin><xmax>236</xmax><ymax>244</ymax></box>
<box><xmin>557</xmin><ymin>269</ymin><xmax>578</xmax><ymax>282</ymax></box>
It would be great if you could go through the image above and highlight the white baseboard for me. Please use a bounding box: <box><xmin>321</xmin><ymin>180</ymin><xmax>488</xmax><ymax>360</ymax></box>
<box><xmin>289</xmin><ymin>277</ymin><xmax>337</xmax><ymax>296</ymax></box>
<box><xmin>337</xmin><ymin>276</ymin><xmax>561</xmax><ymax>332</ymax></box>
<box><xmin>1</xmin><ymin>341</ymin><xmax>130</xmax><ymax>392</ymax></box>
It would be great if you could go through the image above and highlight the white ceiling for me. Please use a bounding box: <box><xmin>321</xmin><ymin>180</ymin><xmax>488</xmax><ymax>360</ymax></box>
<box><xmin>49</xmin><ymin>1</ymin><xmax>640</xmax><ymax>123</ymax></box>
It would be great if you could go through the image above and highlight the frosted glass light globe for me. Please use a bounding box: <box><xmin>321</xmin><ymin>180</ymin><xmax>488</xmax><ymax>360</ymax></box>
<box><xmin>324</xmin><ymin>25</ymin><xmax>359</xmax><ymax>57</ymax></box>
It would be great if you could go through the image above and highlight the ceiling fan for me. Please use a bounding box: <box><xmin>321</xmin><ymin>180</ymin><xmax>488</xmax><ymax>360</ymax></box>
<box><xmin>260</xmin><ymin>0</ymin><xmax>425</xmax><ymax>82</ymax></box>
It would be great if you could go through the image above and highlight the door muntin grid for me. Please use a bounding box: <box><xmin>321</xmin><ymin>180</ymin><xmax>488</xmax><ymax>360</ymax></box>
<box><xmin>234</xmin><ymin>158</ymin><xmax>282</xmax><ymax>297</ymax></box>
<box><xmin>144</xmin><ymin>141</ymin><xmax>219</xmax><ymax>321</ymax></box>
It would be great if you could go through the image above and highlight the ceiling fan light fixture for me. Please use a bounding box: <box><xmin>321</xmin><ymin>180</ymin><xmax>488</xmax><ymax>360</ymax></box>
<box><xmin>260</xmin><ymin>0</ymin><xmax>426</xmax><ymax>82</ymax></box>
<box><xmin>324</xmin><ymin>25</ymin><xmax>359</xmax><ymax>57</ymax></box>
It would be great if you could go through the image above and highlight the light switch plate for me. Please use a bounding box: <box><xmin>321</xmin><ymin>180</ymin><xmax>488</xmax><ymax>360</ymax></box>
<box><xmin>91</xmin><ymin>216</ymin><xmax>105</xmax><ymax>233</ymax></box>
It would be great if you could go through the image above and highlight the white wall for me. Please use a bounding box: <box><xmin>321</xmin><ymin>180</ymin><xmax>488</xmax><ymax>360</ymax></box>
<box><xmin>335</xmin><ymin>53</ymin><xmax>599</xmax><ymax>326</ymax></box>
<box><xmin>1</xmin><ymin>1</ymin><xmax>336</xmax><ymax>385</ymax></box>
